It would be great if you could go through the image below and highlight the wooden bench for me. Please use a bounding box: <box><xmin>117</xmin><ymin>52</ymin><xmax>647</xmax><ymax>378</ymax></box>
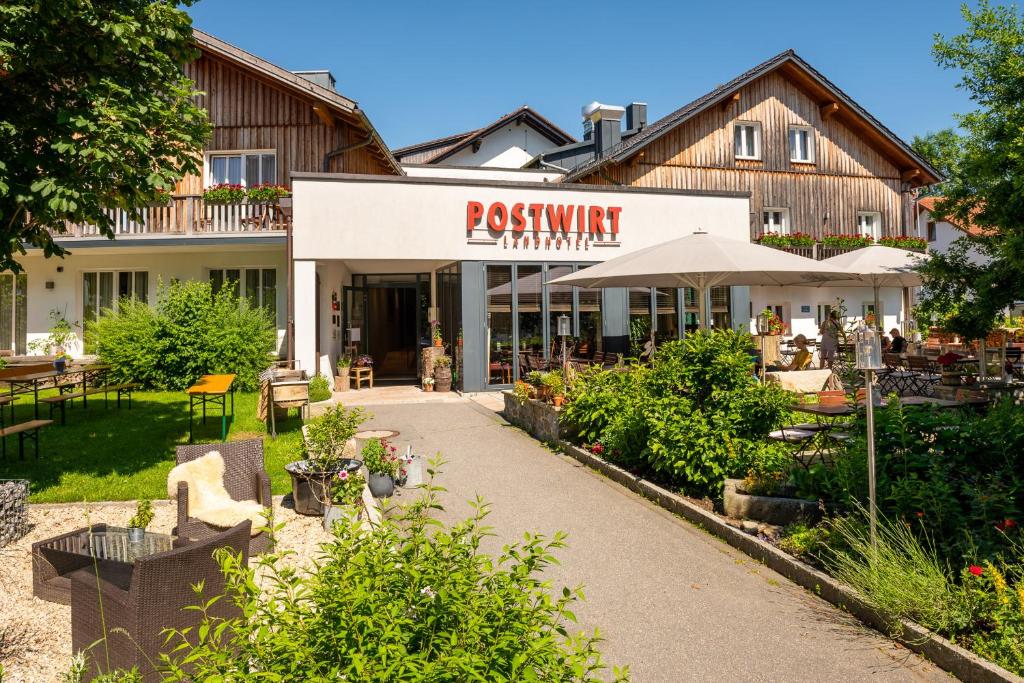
<box><xmin>0</xmin><ymin>419</ymin><xmax>52</xmax><ymax>460</ymax></box>
<box><xmin>39</xmin><ymin>388</ymin><xmax>105</xmax><ymax>425</ymax></box>
<box><xmin>103</xmin><ymin>382</ymin><xmax>136</xmax><ymax>409</ymax></box>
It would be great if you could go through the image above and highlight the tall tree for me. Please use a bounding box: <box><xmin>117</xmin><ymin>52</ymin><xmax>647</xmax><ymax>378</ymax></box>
<box><xmin>916</xmin><ymin>1</ymin><xmax>1024</xmax><ymax>340</ymax></box>
<box><xmin>0</xmin><ymin>0</ymin><xmax>210</xmax><ymax>272</ymax></box>
<box><xmin>910</xmin><ymin>128</ymin><xmax>963</xmax><ymax>196</ymax></box>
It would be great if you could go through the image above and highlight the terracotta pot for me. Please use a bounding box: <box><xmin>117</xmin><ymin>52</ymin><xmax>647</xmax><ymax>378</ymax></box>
<box><xmin>434</xmin><ymin>338</ymin><xmax>443</xmax><ymax>347</ymax></box>
<box><xmin>423</xmin><ymin>383</ymin><xmax>434</xmax><ymax>392</ymax></box>
<box><xmin>552</xmin><ymin>395</ymin><xmax>564</xmax><ymax>407</ymax></box>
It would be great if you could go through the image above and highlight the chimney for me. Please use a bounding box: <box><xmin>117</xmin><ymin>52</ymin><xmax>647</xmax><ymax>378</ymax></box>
<box><xmin>583</xmin><ymin>101</ymin><xmax>626</xmax><ymax>157</ymax></box>
<box><xmin>626</xmin><ymin>102</ymin><xmax>647</xmax><ymax>131</ymax></box>
<box><xmin>582</xmin><ymin>118</ymin><xmax>593</xmax><ymax>141</ymax></box>
<box><xmin>292</xmin><ymin>70</ymin><xmax>336</xmax><ymax>91</ymax></box>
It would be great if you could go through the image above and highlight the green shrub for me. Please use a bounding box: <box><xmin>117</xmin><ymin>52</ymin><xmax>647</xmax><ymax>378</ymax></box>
<box><xmin>564</xmin><ymin>331</ymin><xmax>793</xmax><ymax>497</ymax></box>
<box><xmin>89</xmin><ymin>279</ymin><xmax>276</xmax><ymax>391</ymax></box>
<box><xmin>308</xmin><ymin>374</ymin><xmax>331</xmax><ymax>402</ymax></box>
<box><xmin>161</xmin><ymin>463</ymin><xmax>628</xmax><ymax>681</ymax></box>
<box><xmin>302</xmin><ymin>404</ymin><xmax>366</xmax><ymax>471</ymax></box>
<box><xmin>777</xmin><ymin>520</ymin><xmax>835</xmax><ymax>560</ymax></box>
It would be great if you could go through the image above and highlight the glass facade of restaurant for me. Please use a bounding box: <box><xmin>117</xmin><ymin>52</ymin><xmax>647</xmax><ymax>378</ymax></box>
<box><xmin>456</xmin><ymin>261</ymin><xmax>735</xmax><ymax>391</ymax></box>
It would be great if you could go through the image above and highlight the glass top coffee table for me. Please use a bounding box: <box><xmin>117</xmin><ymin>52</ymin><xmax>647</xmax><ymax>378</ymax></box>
<box><xmin>32</xmin><ymin>524</ymin><xmax>179</xmax><ymax>604</ymax></box>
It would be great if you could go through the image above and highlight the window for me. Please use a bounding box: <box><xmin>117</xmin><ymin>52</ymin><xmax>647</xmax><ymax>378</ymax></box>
<box><xmin>655</xmin><ymin>288</ymin><xmax>680</xmax><ymax>342</ymax></box>
<box><xmin>862</xmin><ymin>302</ymin><xmax>882</xmax><ymax>324</ymax></box>
<box><xmin>816</xmin><ymin>303</ymin><xmax>834</xmax><ymax>327</ymax></box>
<box><xmin>857</xmin><ymin>211</ymin><xmax>882</xmax><ymax>240</ymax></box>
<box><xmin>733</xmin><ymin>122</ymin><xmax>762</xmax><ymax>160</ymax></box>
<box><xmin>209</xmin><ymin>268</ymin><xmax>277</xmax><ymax>321</ymax></box>
<box><xmin>762</xmin><ymin>207</ymin><xmax>790</xmax><ymax>235</ymax></box>
<box><xmin>83</xmin><ymin>271</ymin><xmax>147</xmax><ymax>324</ymax></box>
<box><xmin>788</xmin><ymin>125</ymin><xmax>815</xmax><ymax>163</ymax></box>
<box><xmin>927</xmin><ymin>221</ymin><xmax>937</xmax><ymax>242</ymax></box>
<box><xmin>208</xmin><ymin>151</ymin><xmax>276</xmax><ymax>187</ymax></box>
<box><xmin>0</xmin><ymin>274</ymin><xmax>27</xmax><ymax>355</ymax></box>
<box><xmin>485</xmin><ymin>265</ymin><xmax>513</xmax><ymax>386</ymax></box>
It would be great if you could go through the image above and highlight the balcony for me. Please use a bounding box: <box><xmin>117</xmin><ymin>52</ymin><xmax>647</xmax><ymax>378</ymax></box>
<box><xmin>753</xmin><ymin>234</ymin><xmax>927</xmax><ymax>260</ymax></box>
<box><xmin>57</xmin><ymin>195</ymin><xmax>291</xmax><ymax>238</ymax></box>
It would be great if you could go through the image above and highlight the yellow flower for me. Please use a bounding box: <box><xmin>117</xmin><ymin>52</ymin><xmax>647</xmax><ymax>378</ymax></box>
<box><xmin>987</xmin><ymin>563</ymin><xmax>1009</xmax><ymax>605</ymax></box>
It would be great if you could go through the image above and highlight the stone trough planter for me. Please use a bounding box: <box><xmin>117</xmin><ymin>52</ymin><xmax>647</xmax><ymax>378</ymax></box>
<box><xmin>0</xmin><ymin>479</ymin><xmax>29</xmax><ymax>547</ymax></box>
<box><xmin>502</xmin><ymin>391</ymin><xmax>563</xmax><ymax>443</ymax></box>
<box><xmin>722</xmin><ymin>478</ymin><xmax>821</xmax><ymax>526</ymax></box>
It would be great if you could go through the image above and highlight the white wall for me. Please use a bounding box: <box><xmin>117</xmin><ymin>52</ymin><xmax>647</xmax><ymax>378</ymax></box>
<box><xmin>749</xmin><ymin>285</ymin><xmax>905</xmax><ymax>340</ymax></box>
<box><xmin>403</xmin><ymin>164</ymin><xmax>563</xmax><ymax>182</ymax></box>
<box><xmin>18</xmin><ymin>243</ymin><xmax>287</xmax><ymax>355</ymax></box>
<box><xmin>918</xmin><ymin>208</ymin><xmax>986</xmax><ymax>263</ymax></box>
<box><xmin>441</xmin><ymin>122</ymin><xmax>560</xmax><ymax>168</ymax></box>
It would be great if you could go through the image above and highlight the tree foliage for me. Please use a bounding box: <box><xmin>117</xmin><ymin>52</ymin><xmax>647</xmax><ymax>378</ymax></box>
<box><xmin>910</xmin><ymin>128</ymin><xmax>963</xmax><ymax>196</ymax></box>
<box><xmin>916</xmin><ymin>1</ymin><xmax>1024</xmax><ymax>339</ymax></box>
<box><xmin>0</xmin><ymin>0</ymin><xmax>210</xmax><ymax>271</ymax></box>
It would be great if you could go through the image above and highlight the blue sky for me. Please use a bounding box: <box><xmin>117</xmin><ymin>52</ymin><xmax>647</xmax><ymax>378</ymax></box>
<box><xmin>188</xmin><ymin>0</ymin><xmax>976</xmax><ymax>150</ymax></box>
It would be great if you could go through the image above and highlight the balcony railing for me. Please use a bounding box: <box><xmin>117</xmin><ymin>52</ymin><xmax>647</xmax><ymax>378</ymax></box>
<box><xmin>760</xmin><ymin>242</ymin><xmax>925</xmax><ymax>260</ymax></box>
<box><xmin>58</xmin><ymin>195</ymin><xmax>291</xmax><ymax>238</ymax></box>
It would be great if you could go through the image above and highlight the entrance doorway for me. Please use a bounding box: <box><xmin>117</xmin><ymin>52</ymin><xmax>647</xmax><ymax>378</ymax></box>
<box><xmin>344</xmin><ymin>274</ymin><xmax>429</xmax><ymax>383</ymax></box>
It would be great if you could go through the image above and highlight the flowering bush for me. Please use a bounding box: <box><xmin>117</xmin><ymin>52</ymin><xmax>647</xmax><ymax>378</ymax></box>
<box><xmin>329</xmin><ymin>469</ymin><xmax>365</xmax><ymax>506</ymax></box>
<box><xmin>430</xmin><ymin>319</ymin><xmax>442</xmax><ymax>342</ymax></box>
<box><xmin>879</xmin><ymin>235</ymin><xmax>927</xmax><ymax>250</ymax></box>
<box><xmin>202</xmin><ymin>183</ymin><xmax>245</xmax><ymax>203</ymax></box>
<box><xmin>822</xmin><ymin>234</ymin><xmax>875</xmax><ymax>249</ymax></box>
<box><xmin>245</xmin><ymin>184</ymin><xmax>290</xmax><ymax>202</ymax></box>
<box><xmin>355</xmin><ymin>354</ymin><xmax>373</xmax><ymax>367</ymax></box>
<box><xmin>759</xmin><ymin>309</ymin><xmax>785</xmax><ymax>335</ymax></box>
<box><xmin>936</xmin><ymin>352</ymin><xmax>963</xmax><ymax>368</ymax></box>
<box><xmin>757</xmin><ymin>231</ymin><xmax>815</xmax><ymax>248</ymax></box>
<box><xmin>361</xmin><ymin>437</ymin><xmax>400</xmax><ymax>477</ymax></box>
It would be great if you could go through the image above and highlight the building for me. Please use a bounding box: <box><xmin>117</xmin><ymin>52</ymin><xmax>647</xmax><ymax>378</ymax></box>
<box><xmin>9</xmin><ymin>29</ymin><xmax>399</xmax><ymax>358</ymax></box>
<box><xmin>547</xmin><ymin>50</ymin><xmax>941</xmax><ymax>339</ymax></box>
<box><xmin>12</xmin><ymin>36</ymin><xmax>945</xmax><ymax>391</ymax></box>
<box><xmin>916</xmin><ymin>196</ymin><xmax>985</xmax><ymax>257</ymax></box>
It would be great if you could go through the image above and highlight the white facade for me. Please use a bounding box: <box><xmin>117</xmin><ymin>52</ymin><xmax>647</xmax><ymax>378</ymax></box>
<box><xmin>441</xmin><ymin>122</ymin><xmax>562</xmax><ymax>168</ymax></box>
<box><xmin>748</xmin><ymin>285</ymin><xmax>906</xmax><ymax>340</ymax></box>
<box><xmin>17</xmin><ymin>240</ymin><xmax>287</xmax><ymax>355</ymax></box>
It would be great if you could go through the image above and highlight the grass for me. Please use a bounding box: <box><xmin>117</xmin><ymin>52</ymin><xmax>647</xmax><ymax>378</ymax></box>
<box><xmin>0</xmin><ymin>388</ymin><xmax>305</xmax><ymax>503</ymax></box>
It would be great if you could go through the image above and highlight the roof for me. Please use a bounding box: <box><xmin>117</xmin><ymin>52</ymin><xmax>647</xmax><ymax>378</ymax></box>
<box><xmin>917</xmin><ymin>196</ymin><xmax>988</xmax><ymax>236</ymax></box>
<box><xmin>191</xmin><ymin>29</ymin><xmax>402</xmax><ymax>175</ymax></box>
<box><xmin>393</xmin><ymin>105</ymin><xmax>576</xmax><ymax>165</ymax></box>
<box><xmin>560</xmin><ymin>50</ymin><xmax>942</xmax><ymax>187</ymax></box>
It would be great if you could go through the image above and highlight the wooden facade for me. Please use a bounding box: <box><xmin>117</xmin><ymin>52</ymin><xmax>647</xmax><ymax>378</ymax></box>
<box><xmin>173</xmin><ymin>50</ymin><xmax>396</xmax><ymax>196</ymax></box>
<box><xmin>574</xmin><ymin>71</ymin><xmax>914</xmax><ymax>240</ymax></box>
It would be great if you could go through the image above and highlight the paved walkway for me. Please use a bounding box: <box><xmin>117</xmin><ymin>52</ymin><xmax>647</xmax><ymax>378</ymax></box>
<box><xmin>359</xmin><ymin>398</ymin><xmax>951</xmax><ymax>683</ymax></box>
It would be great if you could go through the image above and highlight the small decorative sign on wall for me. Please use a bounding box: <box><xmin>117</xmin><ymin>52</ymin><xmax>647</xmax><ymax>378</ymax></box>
<box><xmin>800</xmin><ymin>305</ymin><xmax>811</xmax><ymax>313</ymax></box>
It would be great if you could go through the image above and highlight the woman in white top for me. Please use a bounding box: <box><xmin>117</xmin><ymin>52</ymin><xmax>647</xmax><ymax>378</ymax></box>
<box><xmin>818</xmin><ymin>310</ymin><xmax>840</xmax><ymax>369</ymax></box>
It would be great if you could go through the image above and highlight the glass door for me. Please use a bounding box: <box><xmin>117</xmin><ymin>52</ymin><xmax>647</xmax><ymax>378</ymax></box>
<box><xmin>343</xmin><ymin>286</ymin><xmax>367</xmax><ymax>358</ymax></box>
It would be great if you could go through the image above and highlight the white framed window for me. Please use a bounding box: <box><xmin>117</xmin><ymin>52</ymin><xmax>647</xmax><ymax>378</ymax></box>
<box><xmin>927</xmin><ymin>221</ymin><xmax>937</xmax><ymax>242</ymax></box>
<box><xmin>816</xmin><ymin>303</ymin><xmax>835</xmax><ymax>326</ymax></box>
<box><xmin>762</xmin><ymin>207</ymin><xmax>790</xmax><ymax>235</ymax></box>
<box><xmin>857</xmin><ymin>211</ymin><xmax>882</xmax><ymax>240</ymax></box>
<box><xmin>733</xmin><ymin>121</ymin><xmax>762</xmax><ymax>160</ymax></box>
<box><xmin>209</xmin><ymin>267</ymin><xmax>278</xmax><ymax>321</ymax></box>
<box><xmin>83</xmin><ymin>271</ymin><xmax>148</xmax><ymax>322</ymax></box>
<box><xmin>788</xmin><ymin>125</ymin><xmax>815</xmax><ymax>163</ymax></box>
<box><xmin>207</xmin><ymin>151</ymin><xmax>277</xmax><ymax>187</ymax></box>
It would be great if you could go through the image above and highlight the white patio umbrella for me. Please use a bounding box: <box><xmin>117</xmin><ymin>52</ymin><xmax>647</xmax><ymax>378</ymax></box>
<box><xmin>818</xmin><ymin>245</ymin><xmax>927</xmax><ymax>333</ymax></box>
<box><xmin>547</xmin><ymin>231</ymin><xmax>853</xmax><ymax>328</ymax></box>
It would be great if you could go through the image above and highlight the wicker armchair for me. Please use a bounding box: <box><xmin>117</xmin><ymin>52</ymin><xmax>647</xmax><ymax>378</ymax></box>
<box><xmin>174</xmin><ymin>439</ymin><xmax>273</xmax><ymax>555</ymax></box>
<box><xmin>70</xmin><ymin>521</ymin><xmax>250</xmax><ymax>682</ymax></box>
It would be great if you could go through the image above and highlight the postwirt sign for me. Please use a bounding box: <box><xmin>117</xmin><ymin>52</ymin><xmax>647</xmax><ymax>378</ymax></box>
<box><xmin>465</xmin><ymin>200</ymin><xmax>621</xmax><ymax>251</ymax></box>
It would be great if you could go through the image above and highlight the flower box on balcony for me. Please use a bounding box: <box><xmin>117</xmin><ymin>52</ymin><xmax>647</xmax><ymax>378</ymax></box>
<box><xmin>201</xmin><ymin>184</ymin><xmax>291</xmax><ymax>204</ymax></box>
<box><xmin>879</xmin><ymin>235</ymin><xmax>927</xmax><ymax>251</ymax></box>
<box><xmin>756</xmin><ymin>232</ymin><xmax>815</xmax><ymax>248</ymax></box>
<box><xmin>821</xmin><ymin>234</ymin><xmax>874</xmax><ymax>249</ymax></box>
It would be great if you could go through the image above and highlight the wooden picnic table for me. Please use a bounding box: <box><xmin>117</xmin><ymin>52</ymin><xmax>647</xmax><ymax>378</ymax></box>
<box><xmin>1</xmin><ymin>364</ymin><xmax>110</xmax><ymax>420</ymax></box>
<box><xmin>187</xmin><ymin>374</ymin><xmax>236</xmax><ymax>442</ymax></box>
<box><xmin>794</xmin><ymin>395</ymin><xmax>971</xmax><ymax>420</ymax></box>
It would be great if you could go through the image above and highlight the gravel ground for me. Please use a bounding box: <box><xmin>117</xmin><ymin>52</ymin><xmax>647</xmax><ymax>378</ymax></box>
<box><xmin>0</xmin><ymin>497</ymin><xmax>331</xmax><ymax>683</ymax></box>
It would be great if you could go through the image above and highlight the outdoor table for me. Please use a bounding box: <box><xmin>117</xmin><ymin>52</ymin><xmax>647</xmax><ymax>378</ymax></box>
<box><xmin>1</xmin><ymin>363</ymin><xmax>110</xmax><ymax>420</ymax></box>
<box><xmin>32</xmin><ymin>524</ymin><xmax>179</xmax><ymax>604</ymax></box>
<box><xmin>187</xmin><ymin>374</ymin><xmax>236</xmax><ymax>442</ymax></box>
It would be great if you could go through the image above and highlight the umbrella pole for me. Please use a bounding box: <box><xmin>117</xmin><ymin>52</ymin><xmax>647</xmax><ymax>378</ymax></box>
<box><xmin>873</xmin><ymin>284</ymin><xmax>882</xmax><ymax>335</ymax></box>
<box><xmin>698</xmin><ymin>276</ymin><xmax>708</xmax><ymax>330</ymax></box>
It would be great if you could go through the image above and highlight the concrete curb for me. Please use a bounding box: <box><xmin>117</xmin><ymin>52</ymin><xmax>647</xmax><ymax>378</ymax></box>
<box><xmin>559</xmin><ymin>441</ymin><xmax>1024</xmax><ymax>683</ymax></box>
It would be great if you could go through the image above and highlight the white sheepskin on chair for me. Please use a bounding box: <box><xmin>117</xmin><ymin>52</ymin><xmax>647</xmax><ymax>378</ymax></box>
<box><xmin>167</xmin><ymin>450</ymin><xmax>267</xmax><ymax>536</ymax></box>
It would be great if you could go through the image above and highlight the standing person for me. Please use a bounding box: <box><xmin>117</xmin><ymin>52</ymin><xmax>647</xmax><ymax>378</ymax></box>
<box><xmin>818</xmin><ymin>310</ymin><xmax>840</xmax><ymax>369</ymax></box>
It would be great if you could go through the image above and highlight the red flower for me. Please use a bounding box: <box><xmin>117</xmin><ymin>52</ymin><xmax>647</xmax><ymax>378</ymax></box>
<box><xmin>968</xmin><ymin>565</ymin><xmax>984</xmax><ymax>577</ymax></box>
<box><xmin>995</xmin><ymin>519</ymin><xmax>1017</xmax><ymax>532</ymax></box>
<box><xmin>915</xmin><ymin>511</ymin><xmax>924</xmax><ymax>518</ymax></box>
<box><xmin>590</xmin><ymin>442</ymin><xmax>604</xmax><ymax>455</ymax></box>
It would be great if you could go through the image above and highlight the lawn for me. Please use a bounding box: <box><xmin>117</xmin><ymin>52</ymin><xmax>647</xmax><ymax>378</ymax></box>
<box><xmin>0</xmin><ymin>389</ymin><xmax>305</xmax><ymax>503</ymax></box>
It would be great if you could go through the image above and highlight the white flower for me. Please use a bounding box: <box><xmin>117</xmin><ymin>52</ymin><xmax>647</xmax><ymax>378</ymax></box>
<box><xmin>420</xmin><ymin>585</ymin><xmax>437</xmax><ymax>599</ymax></box>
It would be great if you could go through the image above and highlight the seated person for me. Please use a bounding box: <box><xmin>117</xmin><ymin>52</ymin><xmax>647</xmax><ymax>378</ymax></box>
<box><xmin>881</xmin><ymin>335</ymin><xmax>892</xmax><ymax>352</ymax></box>
<box><xmin>889</xmin><ymin>328</ymin><xmax>907</xmax><ymax>353</ymax></box>
<box><xmin>768</xmin><ymin>334</ymin><xmax>813</xmax><ymax>372</ymax></box>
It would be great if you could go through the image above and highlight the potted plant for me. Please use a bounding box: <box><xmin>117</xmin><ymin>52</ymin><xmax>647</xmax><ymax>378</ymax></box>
<box><xmin>544</xmin><ymin>371</ymin><xmax>566</xmax><ymax>407</ymax></box>
<box><xmin>285</xmin><ymin>404</ymin><xmax>366</xmax><ymax>515</ymax></box>
<box><xmin>336</xmin><ymin>355</ymin><xmax>352</xmax><ymax>392</ymax></box>
<box><xmin>29</xmin><ymin>310</ymin><xmax>80</xmax><ymax>358</ymax></box>
<box><xmin>127</xmin><ymin>499</ymin><xmax>154</xmax><ymax>542</ymax></box>
<box><xmin>361</xmin><ymin>437</ymin><xmax>399</xmax><ymax>498</ymax></box>
<box><xmin>434</xmin><ymin>355</ymin><xmax>452</xmax><ymax>392</ymax></box>
<box><xmin>422</xmin><ymin>376</ymin><xmax>435</xmax><ymax>392</ymax></box>
<box><xmin>430</xmin><ymin>319</ymin><xmax>443</xmax><ymax>347</ymax></box>
<box><xmin>53</xmin><ymin>350</ymin><xmax>72</xmax><ymax>373</ymax></box>
<box><xmin>323</xmin><ymin>468</ymin><xmax>365</xmax><ymax>531</ymax></box>
<box><xmin>512</xmin><ymin>380</ymin><xmax>532</xmax><ymax>405</ymax></box>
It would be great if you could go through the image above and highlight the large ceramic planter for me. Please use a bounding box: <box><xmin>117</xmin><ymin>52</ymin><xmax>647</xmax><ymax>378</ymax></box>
<box><xmin>53</xmin><ymin>358</ymin><xmax>66</xmax><ymax>373</ymax></box>
<box><xmin>434</xmin><ymin>366</ymin><xmax>452</xmax><ymax>392</ymax></box>
<box><xmin>322</xmin><ymin>503</ymin><xmax>360</xmax><ymax>531</ymax></box>
<box><xmin>285</xmin><ymin>459</ymin><xmax>362</xmax><ymax>516</ymax></box>
<box><xmin>367</xmin><ymin>472</ymin><xmax>395</xmax><ymax>498</ymax></box>
<box><xmin>941</xmin><ymin>370</ymin><xmax>962</xmax><ymax>386</ymax></box>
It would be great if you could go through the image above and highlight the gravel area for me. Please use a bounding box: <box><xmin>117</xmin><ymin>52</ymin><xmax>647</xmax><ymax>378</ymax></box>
<box><xmin>0</xmin><ymin>497</ymin><xmax>331</xmax><ymax>683</ymax></box>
